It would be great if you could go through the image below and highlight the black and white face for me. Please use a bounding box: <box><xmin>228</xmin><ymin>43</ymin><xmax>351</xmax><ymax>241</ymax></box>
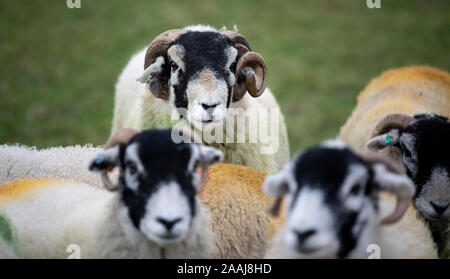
<box><xmin>139</xmin><ymin>26</ymin><xmax>268</xmax><ymax>127</ymax></box>
<box><xmin>401</xmin><ymin>116</ymin><xmax>450</xmax><ymax>220</ymax></box>
<box><xmin>166</xmin><ymin>31</ymin><xmax>237</xmax><ymax>125</ymax></box>
<box><xmin>367</xmin><ymin>114</ymin><xmax>450</xmax><ymax>220</ymax></box>
<box><xmin>90</xmin><ymin>129</ymin><xmax>223</xmax><ymax>246</ymax></box>
<box><xmin>264</xmin><ymin>142</ymin><xmax>414</xmax><ymax>259</ymax></box>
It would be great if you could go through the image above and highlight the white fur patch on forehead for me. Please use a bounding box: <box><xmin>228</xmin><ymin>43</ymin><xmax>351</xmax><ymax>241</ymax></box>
<box><xmin>167</xmin><ymin>45</ymin><xmax>186</xmax><ymax>71</ymax></box>
<box><xmin>340</xmin><ymin>164</ymin><xmax>369</xmax><ymax>210</ymax></box>
<box><xmin>321</xmin><ymin>139</ymin><xmax>347</xmax><ymax>149</ymax></box>
<box><xmin>184</xmin><ymin>25</ymin><xmax>218</xmax><ymax>32</ymax></box>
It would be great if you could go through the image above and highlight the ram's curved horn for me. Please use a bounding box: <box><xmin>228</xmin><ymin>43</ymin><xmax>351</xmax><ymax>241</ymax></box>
<box><xmin>105</xmin><ymin>128</ymin><xmax>138</xmax><ymax>149</ymax></box>
<box><xmin>144</xmin><ymin>29</ymin><xmax>185</xmax><ymax>69</ymax></box>
<box><xmin>355</xmin><ymin>150</ymin><xmax>403</xmax><ymax>174</ymax></box>
<box><xmin>372</xmin><ymin>114</ymin><xmax>415</xmax><ymax>137</ymax></box>
<box><xmin>221</xmin><ymin>31</ymin><xmax>268</xmax><ymax>102</ymax></box>
<box><xmin>99</xmin><ymin>129</ymin><xmax>138</xmax><ymax>191</ymax></box>
<box><xmin>356</xmin><ymin>150</ymin><xmax>413</xmax><ymax>225</ymax></box>
<box><xmin>181</xmin><ymin>127</ymin><xmax>210</xmax><ymax>188</ymax></box>
<box><xmin>101</xmin><ymin>172</ymin><xmax>119</xmax><ymax>191</ymax></box>
<box><xmin>142</xmin><ymin>29</ymin><xmax>185</xmax><ymax>100</ymax></box>
<box><xmin>268</xmin><ymin>197</ymin><xmax>283</xmax><ymax>217</ymax></box>
<box><xmin>220</xmin><ymin>30</ymin><xmax>251</xmax><ymax>51</ymax></box>
<box><xmin>233</xmin><ymin>52</ymin><xmax>268</xmax><ymax>101</ymax></box>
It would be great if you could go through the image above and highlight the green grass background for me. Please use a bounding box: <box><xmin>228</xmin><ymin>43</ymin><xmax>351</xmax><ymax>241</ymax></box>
<box><xmin>0</xmin><ymin>0</ymin><xmax>449</xmax><ymax>153</ymax></box>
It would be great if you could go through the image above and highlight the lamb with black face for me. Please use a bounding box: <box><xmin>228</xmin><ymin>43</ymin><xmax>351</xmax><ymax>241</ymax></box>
<box><xmin>264</xmin><ymin>141</ymin><xmax>415</xmax><ymax>259</ymax></box>
<box><xmin>89</xmin><ymin>128</ymin><xmax>223</xmax><ymax>246</ymax></box>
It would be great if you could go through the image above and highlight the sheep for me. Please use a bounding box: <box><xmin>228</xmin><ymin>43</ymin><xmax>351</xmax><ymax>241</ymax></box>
<box><xmin>365</xmin><ymin>113</ymin><xmax>450</xmax><ymax>256</ymax></box>
<box><xmin>338</xmin><ymin>66</ymin><xmax>450</xmax><ymax>150</ymax></box>
<box><xmin>0</xmin><ymin>144</ymin><xmax>109</xmax><ymax>187</ymax></box>
<box><xmin>338</xmin><ymin>66</ymin><xmax>450</xmax><ymax>256</ymax></box>
<box><xmin>0</xmin><ymin>128</ymin><xmax>274</xmax><ymax>258</ymax></box>
<box><xmin>264</xmin><ymin>140</ymin><xmax>438</xmax><ymax>259</ymax></box>
<box><xmin>112</xmin><ymin>24</ymin><xmax>289</xmax><ymax>173</ymax></box>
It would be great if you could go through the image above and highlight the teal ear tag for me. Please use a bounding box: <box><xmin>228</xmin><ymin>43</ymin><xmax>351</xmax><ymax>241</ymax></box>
<box><xmin>385</xmin><ymin>136</ymin><xmax>392</xmax><ymax>144</ymax></box>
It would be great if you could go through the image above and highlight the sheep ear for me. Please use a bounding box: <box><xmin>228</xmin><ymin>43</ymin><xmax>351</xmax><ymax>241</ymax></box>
<box><xmin>192</xmin><ymin>146</ymin><xmax>223</xmax><ymax>193</ymax></box>
<box><xmin>371</xmin><ymin>163</ymin><xmax>415</xmax><ymax>225</ymax></box>
<box><xmin>366</xmin><ymin>129</ymin><xmax>401</xmax><ymax>151</ymax></box>
<box><xmin>136</xmin><ymin>56</ymin><xmax>169</xmax><ymax>100</ymax></box>
<box><xmin>197</xmin><ymin>146</ymin><xmax>224</xmax><ymax>167</ymax></box>
<box><xmin>263</xmin><ymin>173</ymin><xmax>289</xmax><ymax>198</ymax></box>
<box><xmin>263</xmin><ymin>173</ymin><xmax>289</xmax><ymax>217</ymax></box>
<box><xmin>89</xmin><ymin>146</ymin><xmax>120</xmax><ymax>173</ymax></box>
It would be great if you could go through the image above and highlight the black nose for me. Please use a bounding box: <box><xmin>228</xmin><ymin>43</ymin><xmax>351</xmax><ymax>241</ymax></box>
<box><xmin>202</xmin><ymin>103</ymin><xmax>218</xmax><ymax>110</ymax></box>
<box><xmin>430</xmin><ymin>202</ymin><xmax>449</xmax><ymax>215</ymax></box>
<box><xmin>156</xmin><ymin>217</ymin><xmax>182</xmax><ymax>231</ymax></box>
<box><xmin>294</xmin><ymin>229</ymin><xmax>317</xmax><ymax>243</ymax></box>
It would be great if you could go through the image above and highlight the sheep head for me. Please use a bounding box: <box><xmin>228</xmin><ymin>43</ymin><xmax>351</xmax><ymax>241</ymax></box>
<box><xmin>137</xmin><ymin>25</ymin><xmax>268</xmax><ymax>125</ymax></box>
<box><xmin>89</xmin><ymin>128</ymin><xmax>224</xmax><ymax>246</ymax></box>
<box><xmin>366</xmin><ymin>113</ymin><xmax>450</xmax><ymax>221</ymax></box>
<box><xmin>263</xmin><ymin>141</ymin><xmax>415</xmax><ymax>258</ymax></box>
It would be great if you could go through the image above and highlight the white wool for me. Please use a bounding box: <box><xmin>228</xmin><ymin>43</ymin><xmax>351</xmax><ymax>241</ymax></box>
<box><xmin>0</xmin><ymin>144</ymin><xmax>118</xmax><ymax>187</ymax></box>
<box><xmin>184</xmin><ymin>24</ymin><xmax>218</xmax><ymax>32</ymax></box>
<box><xmin>0</xmin><ymin>181</ymin><xmax>215</xmax><ymax>259</ymax></box>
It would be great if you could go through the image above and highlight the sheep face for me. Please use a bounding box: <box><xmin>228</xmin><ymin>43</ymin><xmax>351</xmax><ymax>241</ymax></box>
<box><xmin>90</xmin><ymin>129</ymin><xmax>223</xmax><ymax>246</ymax></box>
<box><xmin>367</xmin><ymin>114</ymin><xmax>450</xmax><ymax>220</ymax></box>
<box><xmin>264</xmin><ymin>143</ymin><xmax>414</xmax><ymax>259</ymax></box>
<box><xmin>167</xmin><ymin>31</ymin><xmax>236</xmax><ymax>124</ymax></box>
<box><xmin>138</xmin><ymin>25</ymin><xmax>268</xmax><ymax>127</ymax></box>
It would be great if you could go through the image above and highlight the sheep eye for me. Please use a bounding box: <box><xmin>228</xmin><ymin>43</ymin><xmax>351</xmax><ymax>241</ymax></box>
<box><xmin>127</xmin><ymin>162</ymin><xmax>137</xmax><ymax>175</ymax></box>
<box><xmin>229</xmin><ymin>62</ymin><xmax>236</xmax><ymax>72</ymax></box>
<box><xmin>349</xmin><ymin>184</ymin><xmax>362</xmax><ymax>196</ymax></box>
<box><xmin>170</xmin><ymin>61</ymin><xmax>179</xmax><ymax>71</ymax></box>
<box><xmin>399</xmin><ymin>142</ymin><xmax>412</xmax><ymax>158</ymax></box>
<box><xmin>403</xmin><ymin>148</ymin><xmax>412</xmax><ymax>158</ymax></box>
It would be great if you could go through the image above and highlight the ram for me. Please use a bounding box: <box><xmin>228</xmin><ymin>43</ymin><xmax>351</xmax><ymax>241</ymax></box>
<box><xmin>264</xmin><ymin>141</ymin><xmax>438</xmax><ymax>259</ymax></box>
<box><xmin>112</xmin><ymin>25</ymin><xmax>289</xmax><ymax>173</ymax></box>
<box><xmin>0</xmin><ymin>129</ymin><xmax>273</xmax><ymax>258</ymax></box>
<box><xmin>338</xmin><ymin>66</ymin><xmax>450</xmax><ymax>255</ymax></box>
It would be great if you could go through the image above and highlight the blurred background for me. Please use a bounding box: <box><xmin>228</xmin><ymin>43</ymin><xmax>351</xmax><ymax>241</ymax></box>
<box><xmin>0</xmin><ymin>0</ymin><xmax>449</xmax><ymax>153</ymax></box>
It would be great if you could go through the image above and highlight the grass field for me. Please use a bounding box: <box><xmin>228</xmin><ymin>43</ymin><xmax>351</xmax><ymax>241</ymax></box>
<box><xmin>0</xmin><ymin>0</ymin><xmax>449</xmax><ymax>153</ymax></box>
